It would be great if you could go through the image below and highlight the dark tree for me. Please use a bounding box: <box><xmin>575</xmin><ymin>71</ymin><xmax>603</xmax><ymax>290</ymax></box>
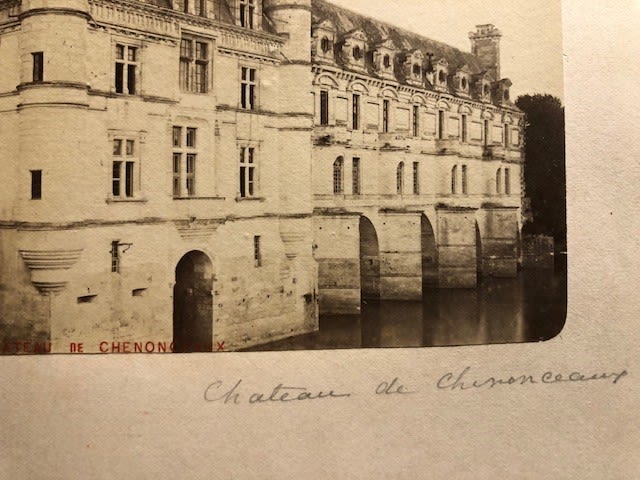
<box><xmin>516</xmin><ymin>94</ymin><xmax>566</xmax><ymax>251</ymax></box>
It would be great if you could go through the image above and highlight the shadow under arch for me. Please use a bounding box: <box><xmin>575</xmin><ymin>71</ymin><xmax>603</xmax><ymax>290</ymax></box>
<box><xmin>421</xmin><ymin>214</ymin><xmax>438</xmax><ymax>288</ymax></box>
<box><xmin>173</xmin><ymin>250</ymin><xmax>214</xmax><ymax>353</ymax></box>
<box><xmin>475</xmin><ymin>220</ymin><xmax>483</xmax><ymax>280</ymax></box>
<box><xmin>359</xmin><ymin>216</ymin><xmax>380</xmax><ymax>301</ymax></box>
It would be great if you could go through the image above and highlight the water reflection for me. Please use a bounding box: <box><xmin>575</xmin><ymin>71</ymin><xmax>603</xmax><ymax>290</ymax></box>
<box><xmin>246</xmin><ymin>269</ymin><xmax>567</xmax><ymax>351</ymax></box>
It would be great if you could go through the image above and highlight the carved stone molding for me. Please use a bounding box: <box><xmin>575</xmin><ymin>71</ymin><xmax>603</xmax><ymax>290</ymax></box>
<box><xmin>19</xmin><ymin>249</ymin><xmax>83</xmax><ymax>295</ymax></box>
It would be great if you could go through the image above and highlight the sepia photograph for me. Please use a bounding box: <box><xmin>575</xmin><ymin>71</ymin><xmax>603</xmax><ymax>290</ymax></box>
<box><xmin>0</xmin><ymin>0</ymin><xmax>566</xmax><ymax>354</ymax></box>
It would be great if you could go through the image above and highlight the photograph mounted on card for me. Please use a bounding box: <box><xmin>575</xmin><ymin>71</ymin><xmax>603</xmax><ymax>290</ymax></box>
<box><xmin>0</xmin><ymin>0</ymin><xmax>565</xmax><ymax>354</ymax></box>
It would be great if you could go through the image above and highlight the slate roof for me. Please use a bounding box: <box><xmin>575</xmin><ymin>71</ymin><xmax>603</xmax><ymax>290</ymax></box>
<box><xmin>311</xmin><ymin>0</ymin><xmax>486</xmax><ymax>77</ymax></box>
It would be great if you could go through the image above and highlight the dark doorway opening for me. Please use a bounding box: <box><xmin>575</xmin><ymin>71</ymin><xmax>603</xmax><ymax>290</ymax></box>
<box><xmin>173</xmin><ymin>250</ymin><xmax>213</xmax><ymax>353</ymax></box>
<box><xmin>359</xmin><ymin>216</ymin><xmax>380</xmax><ymax>301</ymax></box>
<box><xmin>421</xmin><ymin>214</ymin><xmax>438</xmax><ymax>288</ymax></box>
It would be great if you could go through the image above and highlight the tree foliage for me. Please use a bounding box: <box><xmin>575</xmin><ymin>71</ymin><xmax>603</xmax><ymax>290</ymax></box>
<box><xmin>516</xmin><ymin>94</ymin><xmax>566</xmax><ymax>249</ymax></box>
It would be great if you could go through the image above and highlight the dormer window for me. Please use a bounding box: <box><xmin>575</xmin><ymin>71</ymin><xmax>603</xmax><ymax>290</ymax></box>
<box><xmin>373</xmin><ymin>38</ymin><xmax>396</xmax><ymax>79</ymax></box>
<box><xmin>321</xmin><ymin>37</ymin><xmax>332</xmax><ymax>53</ymax></box>
<box><xmin>312</xmin><ymin>20</ymin><xmax>337</xmax><ymax>64</ymax></box>
<box><xmin>413</xmin><ymin>64</ymin><xmax>421</xmax><ymax>76</ymax></box>
<box><xmin>438</xmin><ymin>70</ymin><xmax>445</xmax><ymax>84</ymax></box>
<box><xmin>483</xmin><ymin>83</ymin><xmax>490</xmax><ymax>96</ymax></box>
<box><xmin>239</xmin><ymin>0</ymin><xmax>256</xmax><ymax>29</ymax></box>
<box><xmin>497</xmin><ymin>78</ymin><xmax>513</xmax><ymax>104</ymax></box>
<box><xmin>403</xmin><ymin>49</ymin><xmax>424</xmax><ymax>86</ymax></box>
<box><xmin>503</xmin><ymin>89</ymin><xmax>510</xmax><ymax>101</ymax></box>
<box><xmin>455</xmin><ymin>65</ymin><xmax>471</xmax><ymax>96</ymax></box>
<box><xmin>433</xmin><ymin>58</ymin><xmax>449</xmax><ymax>92</ymax></box>
<box><xmin>461</xmin><ymin>77</ymin><xmax>467</xmax><ymax>90</ymax></box>
<box><xmin>340</xmin><ymin>29</ymin><xmax>367</xmax><ymax>71</ymax></box>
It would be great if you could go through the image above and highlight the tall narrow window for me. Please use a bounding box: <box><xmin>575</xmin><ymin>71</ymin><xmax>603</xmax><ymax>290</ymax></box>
<box><xmin>451</xmin><ymin>165</ymin><xmax>458</xmax><ymax>194</ymax></box>
<box><xmin>320</xmin><ymin>90</ymin><xmax>329</xmax><ymax>126</ymax></box>
<box><xmin>461</xmin><ymin>114</ymin><xmax>468</xmax><ymax>143</ymax></box>
<box><xmin>111</xmin><ymin>241</ymin><xmax>120</xmax><ymax>273</ymax></box>
<box><xmin>241</xmin><ymin>67</ymin><xmax>257</xmax><ymax>110</ymax></box>
<box><xmin>396</xmin><ymin>162</ymin><xmax>404</xmax><ymax>195</ymax></box>
<box><xmin>412</xmin><ymin>105</ymin><xmax>420</xmax><ymax>137</ymax></box>
<box><xmin>438</xmin><ymin>110</ymin><xmax>445</xmax><ymax>139</ymax></box>
<box><xmin>115</xmin><ymin>45</ymin><xmax>137</xmax><ymax>95</ymax></box>
<box><xmin>412</xmin><ymin>162</ymin><xmax>419</xmax><ymax>195</ymax></box>
<box><xmin>239</xmin><ymin>146</ymin><xmax>256</xmax><ymax>198</ymax></box>
<box><xmin>496</xmin><ymin>168</ymin><xmax>503</xmax><ymax>195</ymax></box>
<box><xmin>240</xmin><ymin>0</ymin><xmax>255</xmax><ymax>29</ymax></box>
<box><xmin>180</xmin><ymin>38</ymin><xmax>209</xmax><ymax>93</ymax></box>
<box><xmin>333</xmin><ymin>157</ymin><xmax>344</xmax><ymax>194</ymax></box>
<box><xmin>483</xmin><ymin>119</ymin><xmax>490</xmax><ymax>146</ymax></box>
<box><xmin>352</xmin><ymin>157</ymin><xmax>361</xmax><ymax>195</ymax></box>
<box><xmin>352</xmin><ymin>94</ymin><xmax>360</xmax><ymax>130</ymax></box>
<box><xmin>504</xmin><ymin>167</ymin><xmax>511</xmax><ymax>195</ymax></box>
<box><xmin>253</xmin><ymin>236</ymin><xmax>262</xmax><ymax>267</ymax></box>
<box><xmin>183</xmin><ymin>0</ymin><xmax>189</xmax><ymax>13</ymax></box>
<box><xmin>461</xmin><ymin>164</ymin><xmax>468</xmax><ymax>194</ymax></box>
<box><xmin>172</xmin><ymin>126</ymin><xmax>198</xmax><ymax>198</ymax></box>
<box><xmin>382</xmin><ymin>99</ymin><xmax>390</xmax><ymax>133</ymax></box>
<box><xmin>32</xmin><ymin>52</ymin><xmax>44</xmax><ymax>83</ymax></box>
<box><xmin>30</xmin><ymin>170</ymin><xmax>42</xmax><ymax>200</ymax></box>
<box><xmin>112</xmin><ymin>138</ymin><xmax>136</xmax><ymax>198</ymax></box>
<box><xmin>504</xmin><ymin>124</ymin><xmax>510</xmax><ymax>147</ymax></box>
<box><xmin>194</xmin><ymin>0</ymin><xmax>206</xmax><ymax>16</ymax></box>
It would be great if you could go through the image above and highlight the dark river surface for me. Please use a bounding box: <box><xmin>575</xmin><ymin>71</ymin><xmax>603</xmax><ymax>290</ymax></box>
<box><xmin>247</xmin><ymin>267</ymin><xmax>567</xmax><ymax>351</ymax></box>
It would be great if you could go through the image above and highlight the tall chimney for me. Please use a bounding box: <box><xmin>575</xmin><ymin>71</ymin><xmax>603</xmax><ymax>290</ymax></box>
<box><xmin>469</xmin><ymin>24</ymin><xmax>502</xmax><ymax>80</ymax></box>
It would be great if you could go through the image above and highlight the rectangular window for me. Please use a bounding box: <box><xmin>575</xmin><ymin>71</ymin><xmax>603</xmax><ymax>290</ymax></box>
<box><xmin>461</xmin><ymin>114</ymin><xmax>468</xmax><ymax>143</ymax></box>
<box><xmin>32</xmin><ymin>52</ymin><xmax>44</xmax><ymax>83</ymax></box>
<box><xmin>194</xmin><ymin>0</ymin><xmax>205</xmax><ymax>16</ymax></box>
<box><xmin>504</xmin><ymin>124</ymin><xmax>510</xmax><ymax>147</ymax></box>
<box><xmin>240</xmin><ymin>0</ymin><xmax>256</xmax><ymax>29</ymax></box>
<box><xmin>180</xmin><ymin>38</ymin><xmax>209</xmax><ymax>93</ymax></box>
<box><xmin>412</xmin><ymin>105</ymin><xmax>420</xmax><ymax>137</ymax></box>
<box><xmin>505</xmin><ymin>167</ymin><xmax>511</xmax><ymax>195</ymax></box>
<box><xmin>461</xmin><ymin>164</ymin><xmax>468</xmax><ymax>194</ymax></box>
<box><xmin>352</xmin><ymin>94</ymin><xmax>361</xmax><ymax>130</ymax></box>
<box><xmin>241</xmin><ymin>67</ymin><xmax>257</xmax><ymax>110</ymax></box>
<box><xmin>484</xmin><ymin>119</ymin><xmax>490</xmax><ymax>146</ymax></box>
<box><xmin>253</xmin><ymin>235</ymin><xmax>261</xmax><ymax>267</ymax></box>
<box><xmin>320</xmin><ymin>90</ymin><xmax>329</xmax><ymax>125</ymax></box>
<box><xmin>412</xmin><ymin>162</ymin><xmax>419</xmax><ymax>195</ymax></box>
<box><xmin>172</xmin><ymin>126</ymin><xmax>198</xmax><ymax>198</ymax></box>
<box><xmin>239</xmin><ymin>146</ymin><xmax>256</xmax><ymax>198</ymax></box>
<box><xmin>111</xmin><ymin>137</ymin><xmax>136</xmax><ymax>198</ymax></box>
<box><xmin>382</xmin><ymin>99</ymin><xmax>390</xmax><ymax>133</ymax></box>
<box><xmin>115</xmin><ymin>44</ymin><xmax>137</xmax><ymax>95</ymax></box>
<box><xmin>438</xmin><ymin>111</ymin><xmax>445</xmax><ymax>139</ymax></box>
<box><xmin>352</xmin><ymin>157</ymin><xmax>361</xmax><ymax>195</ymax></box>
<box><xmin>111</xmin><ymin>241</ymin><xmax>120</xmax><ymax>273</ymax></box>
<box><xmin>30</xmin><ymin>170</ymin><xmax>42</xmax><ymax>200</ymax></box>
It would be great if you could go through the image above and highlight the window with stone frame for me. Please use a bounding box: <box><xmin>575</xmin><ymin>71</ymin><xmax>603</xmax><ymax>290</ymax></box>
<box><xmin>115</xmin><ymin>44</ymin><xmax>137</xmax><ymax>95</ymax></box>
<box><xmin>239</xmin><ymin>0</ymin><xmax>256</xmax><ymax>29</ymax></box>
<box><xmin>239</xmin><ymin>146</ymin><xmax>257</xmax><ymax>198</ymax></box>
<box><xmin>241</xmin><ymin>66</ymin><xmax>257</xmax><ymax>110</ymax></box>
<box><xmin>333</xmin><ymin>157</ymin><xmax>344</xmax><ymax>194</ymax></box>
<box><xmin>461</xmin><ymin>164</ymin><xmax>468</xmax><ymax>194</ymax></box>
<box><xmin>320</xmin><ymin>90</ymin><xmax>330</xmax><ymax>125</ymax></box>
<box><xmin>172</xmin><ymin>126</ymin><xmax>198</xmax><ymax>198</ymax></box>
<box><xmin>180</xmin><ymin>37</ymin><xmax>210</xmax><ymax>93</ymax></box>
<box><xmin>496</xmin><ymin>168</ymin><xmax>503</xmax><ymax>195</ymax></box>
<box><xmin>32</xmin><ymin>52</ymin><xmax>44</xmax><ymax>83</ymax></box>
<box><xmin>112</xmin><ymin>137</ymin><xmax>138</xmax><ymax>198</ymax></box>
<box><xmin>504</xmin><ymin>167</ymin><xmax>511</xmax><ymax>195</ymax></box>
<box><xmin>352</xmin><ymin>93</ymin><xmax>361</xmax><ymax>130</ymax></box>
<box><xmin>412</xmin><ymin>162</ymin><xmax>420</xmax><ymax>195</ymax></box>
<box><xmin>396</xmin><ymin>162</ymin><xmax>405</xmax><ymax>194</ymax></box>
<box><xmin>352</xmin><ymin>157</ymin><xmax>361</xmax><ymax>195</ymax></box>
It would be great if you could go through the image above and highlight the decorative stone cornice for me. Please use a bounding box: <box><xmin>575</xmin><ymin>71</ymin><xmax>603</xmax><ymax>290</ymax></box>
<box><xmin>19</xmin><ymin>249</ymin><xmax>83</xmax><ymax>295</ymax></box>
<box><xmin>174</xmin><ymin>219</ymin><xmax>222</xmax><ymax>241</ymax></box>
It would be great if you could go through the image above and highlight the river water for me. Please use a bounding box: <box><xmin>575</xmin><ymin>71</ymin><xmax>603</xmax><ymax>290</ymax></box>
<box><xmin>247</xmin><ymin>268</ymin><xmax>567</xmax><ymax>351</ymax></box>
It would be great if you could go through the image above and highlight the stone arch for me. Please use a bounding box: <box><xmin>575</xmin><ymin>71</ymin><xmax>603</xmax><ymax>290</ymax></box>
<box><xmin>436</xmin><ymin>98</ymin><xmax>451</xmax><ymax>111</ymax></box>
<box><xmin>347</xmin><ymin>79</ymin><xmax>370</xmax><ymax>95</ymax></box>
<box><xmin>173</xmin><ymin>250</ymin><xmax>214</xmax><ymax>353</ymax></box>
<box><xmin>314</xmin><ymin>72</ymin><xmax>339</xmax><ymax>89</ymax></box>
<box><xmin>359</xmin><ymin>216</ymin><xmax>380</xmax><ymax>300</ymax></box>
<box><xmin>410</xmin><ymin>93</ymin><xmax>428</xmax><ymax>105</ymax></box>
<box><xmin>475</xmin><ymin>220</ymin><xmax>483</xmax><ymax>278</ymax></box>
<box><xmin>380</xmin><ymin>86</ymin><xmax>399</xmax><ymax>100</ymax></box>
<box><xmin>458</xmin><ymin>104</ymin><xmax>473</xmax><ymax>115</ymax></box>
<box><xmin>421</xmin><ymin>213</ymin><xmax>438</xmax><ymax>288</ymax></box>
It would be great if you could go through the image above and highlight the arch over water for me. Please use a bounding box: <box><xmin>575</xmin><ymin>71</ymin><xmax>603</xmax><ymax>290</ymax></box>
<box><xmin>476</xmin><ymin>221</ymin><xmax>483</xmax><ymax>278</ymax></box>
<box><xmin>421</xmin><ymin>214</ymin><xmax>438</xmax><ymax>288</ymax></box>
<box><xmin>359</xmin><ymin>216</ymin><xmax>380</xmax><ymax>300</ymax></box>
<box><xmin>173</xmin><ymin>250</ymin><xmax>213</xmax><ymax>353</ymax></box>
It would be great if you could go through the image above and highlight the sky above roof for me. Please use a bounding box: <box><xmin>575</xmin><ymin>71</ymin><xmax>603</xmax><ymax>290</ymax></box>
<box><xmin>325</xmin><ymin>0</ymin><xmax>564</xmax><ymax>102</ymax></box>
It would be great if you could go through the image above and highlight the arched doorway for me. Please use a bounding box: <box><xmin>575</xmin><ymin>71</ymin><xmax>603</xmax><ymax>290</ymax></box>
<box><xmin>173</xmin><ymin>251</ymin><xmax>213</xmax><ymax>353</ymax></box>
<box><xmin>421</xmin><ymin>214</ymin><xmax>438</xmax><ymax>288</ymax></box>
<box><xmin>359</xmin><ymin>216</ymin><xmax>380</xmax><ymax>301</ymax></box>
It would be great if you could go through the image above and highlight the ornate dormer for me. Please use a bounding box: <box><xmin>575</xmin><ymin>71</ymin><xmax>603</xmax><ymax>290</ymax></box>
<box><xmin>433</xmin><ymin>58</ymin><xmax>449</xmax><ymax>92</ymax></box>
<box><xmin>473</xmin><ymin>72</ymin><xmax>493</xmax><ymax>103</ymax></box>
<box><xmin>454</xmin><ymin>65</ymin><xmax>471</xmax><ymax>97</ymax></box>
<box><xmin>234</xmin><ymin>0</ymin><xmax>262</xmax><ymax>30</ymax></box>
<box><xmin>373</xmin><ymin>38</ymin><xmax>396</xmax><ymax>80</ymax></box>
<box><xmin>403</xmin><ymin>49</ymin><xmax>424</xmax><ymax>87</ymax></box>
<box><xmin>312</xmin><ymin>19</ymin><xmax>337</xmax><ymax>65</ymax></box>
<box><xmin>495</xmin><ymin>78</ymin><xmax>513</xmax><ymax>105</ymax></box>
<box><xmin>339</xmin><ymin>29</ymin><xmax>367</xmax><ymax>72</ymax></box>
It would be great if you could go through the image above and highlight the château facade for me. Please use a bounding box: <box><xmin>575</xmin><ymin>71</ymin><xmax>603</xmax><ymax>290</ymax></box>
<box><xmin>0</xmin><ymin>0</ymin><xmax>525</xmax><ymax>353</ymax></box>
